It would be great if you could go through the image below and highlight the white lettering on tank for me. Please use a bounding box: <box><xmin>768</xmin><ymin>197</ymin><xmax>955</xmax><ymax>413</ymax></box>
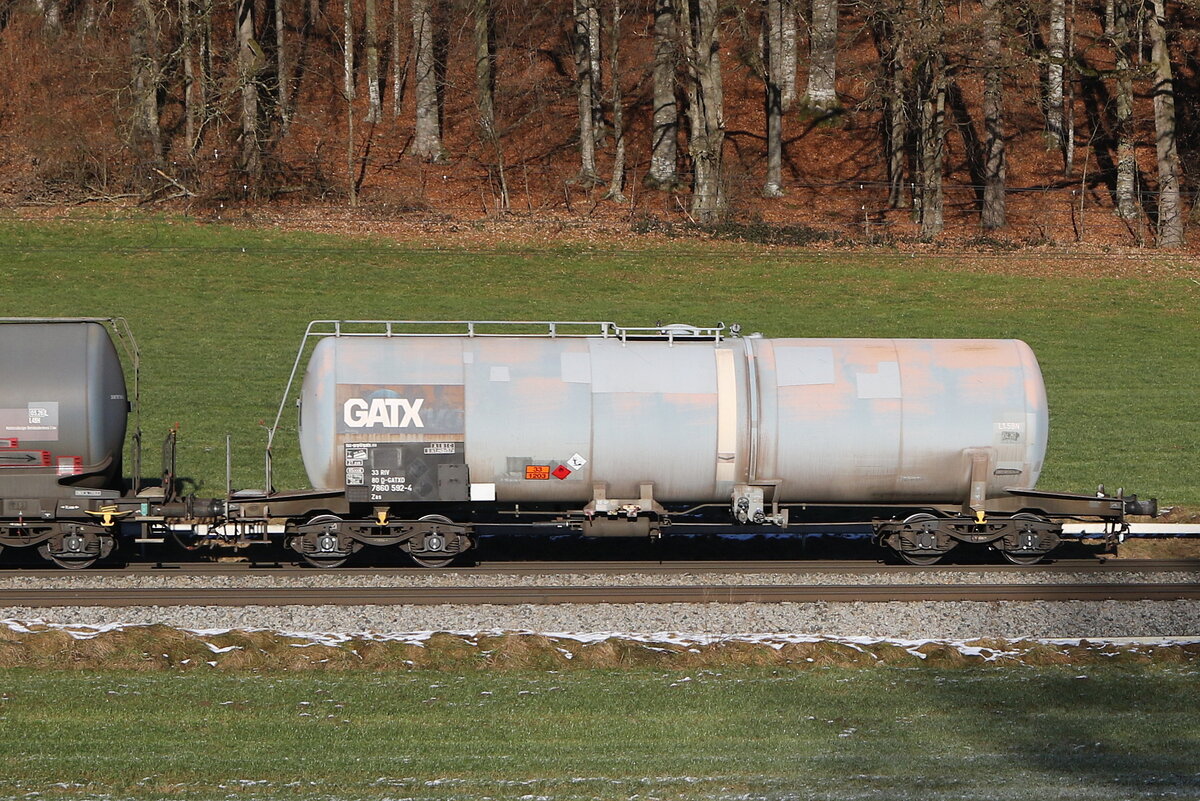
<box><xmin>343</xmin><ymin>398</ymin><xmax>425</xmax><ymax>428</ymax></box>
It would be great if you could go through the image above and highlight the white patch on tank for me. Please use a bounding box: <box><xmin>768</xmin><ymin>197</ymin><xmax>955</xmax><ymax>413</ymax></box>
<box><xmin>470</xmin><ymin>483</ymin><xmax>496</xmax><ymax>501</ymax></box>
<box><xmin>856</xmin><ymin>362</ymin><xmax>902</xmax><ymax>399</ymax></box>
<box><xmin>774</xmin><ymin>347</ymin><xmax>835</xmax><ymax>386</ymax></box>
<box><xmin>560</xmin><ymin>352</ymin><xmax>591</xmax><ymax>384</ymax></box>
<box><xmin>489</xmin><ymin>366</ymin><xmax>510</xmax><ymax>382</ymax></box>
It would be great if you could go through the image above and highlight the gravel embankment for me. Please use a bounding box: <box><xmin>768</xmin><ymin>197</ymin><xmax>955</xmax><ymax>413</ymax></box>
<box><xmin>4</xmin><ymin>599</ymin><xmax>1199</xmax><ymax>639</ymax></box>
<box><xmin>0</xmin><ymin>568</ymin><xmax>1194</xmax><ymax>590</ymax></box>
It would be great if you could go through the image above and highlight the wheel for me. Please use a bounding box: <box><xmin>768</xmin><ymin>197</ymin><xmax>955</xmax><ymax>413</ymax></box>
<box><xmin>893</xmin><ymin>513</ymin><xmax>952</xmax><ymax>566</ymax></box>
<box><xmin>897</xmin><ymin>550</ymin><xmax>945</xmax><ymax>566</ymax></box>
<box><xmin>1000</xmin><ymin>551</ymin><xmax>1045</xmax><ymax>566</ymax></box>
<box><xmin>296</xmin><ymin>514</ymin><xmax>354</xmax><ymax>568</ymax></box>
<box><xmin>408</xmin><ymin>514</ymin><xmax>459</xmax><ymax>568</ymax></box>
<box><xmin>301</xmin><ymin>554</ymin><xmax>350</xmax><ymax>569</ymax></box>
<box><xmin>37</xmin><ymin>531</ymin><xmax>113</xmax><ymax>570</ymax></box>
<box><xmin>999</xmin><ymin>513</ymin><xmax>1050</xmax><ymax>565</ymax></box>
<box><xmin>37</xmin><ymin>543</ymin><xmax>97</xmax><ymax>570</ymax></box>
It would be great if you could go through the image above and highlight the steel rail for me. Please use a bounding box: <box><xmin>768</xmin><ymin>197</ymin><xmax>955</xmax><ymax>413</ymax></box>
<box><xmin>0</xmin><ymin>558</ymin><xmax>1196</xmax><ymax>577</ymax></box>
<box><xmin>3</xmin><ymin>583</ymin><xmax>1199</xmax><ymax>606</ymax></box>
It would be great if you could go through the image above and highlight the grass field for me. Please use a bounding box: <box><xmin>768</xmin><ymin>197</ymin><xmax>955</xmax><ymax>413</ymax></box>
<box><xmin>0</xmin><ymin>666</ymin><xmax>1197</xmax><ymax>800</ymax></box>
<box><xmin>0</xmin><ymin>217</ymin><xmax>1197</xmax><ymax>506</ymax></box>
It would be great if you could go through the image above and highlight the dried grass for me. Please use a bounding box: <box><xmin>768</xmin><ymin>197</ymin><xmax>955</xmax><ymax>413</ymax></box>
<box><xmin>0</xmin><ymin>626</ymin><xmax>1194</xmax><ymax>672</ymax></box>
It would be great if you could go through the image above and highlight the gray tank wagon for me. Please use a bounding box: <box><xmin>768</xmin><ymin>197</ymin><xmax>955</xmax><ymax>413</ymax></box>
<box><xmin>259</xmin><ymin>320</ymin><xmax>1152</xmax><ymax>566</ymax></box>
<box><xmin>0</xmin><ymin>318</ymin><xmax>1159</xmax><ymax>568</ymax></box>
<box><xmin>0</xmin><ymin>319</ymin><xmax>135</xmax><ymax>565</ymax></box>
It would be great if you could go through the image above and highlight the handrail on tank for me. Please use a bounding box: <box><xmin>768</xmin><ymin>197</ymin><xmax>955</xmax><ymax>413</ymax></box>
<box><xmin>0</xmin><ymin>317</ymin><xmax>142</xmax><ymax>493</ymax></box>
<box><xmin>262</xmin><ymin>319</ymin><xmax>728</xmax><ymax>491</ymax></box>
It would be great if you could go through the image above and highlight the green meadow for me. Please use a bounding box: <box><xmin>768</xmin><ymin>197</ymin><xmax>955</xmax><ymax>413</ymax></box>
<box><xmin>0</xmin><ymin>217</ymin><xmax>1196</xmax><ymax>505</ymax></box>
<box><xmin>0</xmin><ymin>666</ymin><xmax>1197</xmax><ymax>800</ymax></box>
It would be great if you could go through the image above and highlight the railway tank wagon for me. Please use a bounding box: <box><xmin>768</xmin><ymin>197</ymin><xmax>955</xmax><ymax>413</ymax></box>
<box><xmin>280</xmin><ymin>321</ymin><xmax>1149</xmax><ymax>566</ymax></box>
<box><xmin>0</xmin><ymin>319</ymin><xmax>134</xmax><ymax>566</ymax></box>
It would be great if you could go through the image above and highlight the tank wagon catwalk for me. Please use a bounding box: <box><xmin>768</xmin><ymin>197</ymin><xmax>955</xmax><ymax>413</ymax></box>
<box><xmin>0</xmin><ymin>318</ymin><xmax>1157</xmax><ymax>568</ymax></box>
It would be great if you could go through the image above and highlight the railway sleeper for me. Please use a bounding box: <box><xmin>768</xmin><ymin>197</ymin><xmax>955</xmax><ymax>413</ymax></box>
<box><xmin>286</xmin><ymin>514</ymin><xmax>473</xmax><ymax>568</ymax></box>
<box><xmin>875</xmin><ymin>513</ymin><xmax>1062</xmax><ymax>565</ymax></box>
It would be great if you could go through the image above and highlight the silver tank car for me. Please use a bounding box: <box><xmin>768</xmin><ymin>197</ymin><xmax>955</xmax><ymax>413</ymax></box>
<box><xmin>297</xmin><ymin>324</ymin><xmax>1047</xmax><ymax>511</ymax></box>
<box><xmin>0</xmin><ymin>320</ymin><xmax>129</xmax><ymax>494</ymax></box>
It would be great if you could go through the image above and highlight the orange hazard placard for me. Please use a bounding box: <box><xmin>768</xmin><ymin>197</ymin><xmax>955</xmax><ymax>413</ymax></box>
<box><xmin>524</xmin><ymin>465</ymin><xmax>551</xmax><ymax>480</ymax></box>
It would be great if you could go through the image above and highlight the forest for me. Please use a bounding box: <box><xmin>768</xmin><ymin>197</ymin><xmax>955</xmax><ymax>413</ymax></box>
<box><xmin>2</xmin><ymin>0</ymin><xmax>1198</xmax><ymax>247</ymax></box>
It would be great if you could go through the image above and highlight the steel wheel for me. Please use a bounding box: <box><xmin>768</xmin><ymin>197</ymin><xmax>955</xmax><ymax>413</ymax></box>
<box><xmin>301</xmin><ymin>554</ymin><xmax>350</xmax><ymax>569</ymax></box>
<box><xmin>895</xmin><ymin>513</ymin><xmax>950</xmax><ymax>566</ymax></box>
<box><xmin>409</xmin><ymin>514</ymin><xmax>458</xmax><ymax>568</ymax></box>
<box><xmin>298</xmin><ymin>514</ymin><xmax>353</xmax><ymax>568</ymax></box>
<box><xmin>999</xmin><ymin>513</ymin><xmax>1049</xmax><ymax>565</ymax></box>
<box><xmin>37</xmin><ymin>544</ymin><xmax>97</xmax><ymax>570</ymax></box>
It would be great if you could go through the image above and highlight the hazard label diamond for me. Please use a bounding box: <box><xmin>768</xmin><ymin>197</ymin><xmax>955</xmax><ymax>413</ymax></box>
<box><xmin>552</xmin><ymin>464</ymin><xmax>571</xmax><ymax>480</ymax></box>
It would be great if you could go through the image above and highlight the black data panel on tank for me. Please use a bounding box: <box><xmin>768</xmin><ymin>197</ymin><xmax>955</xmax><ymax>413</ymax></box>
<box><xmin>344</xmin><ymin>442</ymin><xmax>467</xmax><ymax>503</ymax></box>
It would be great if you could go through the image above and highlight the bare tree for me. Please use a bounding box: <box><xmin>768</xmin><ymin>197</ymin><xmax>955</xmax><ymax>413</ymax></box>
<box><xmin>573</xmin><ymin>0</ymin><xmax>602</xmax><ymax>182</ymax></box>
<box><xmin>343</xmin><ymin>0</ymin><xmax>357</xmax><ymax>204</ymax></box>
<box><xmin>981</xmin><ymin>0</ymin><xmax>1005</xmax><ymax>229</ymax></box>
<box><xmin>276</xmin><ymin>0</ymin><xmax>291</xmax><ymax>132</ymax></box>
<box><xmin>237</xmin><ymin>0</ymin><xmax>261</xmax><ymax>180</ymax></box>
<box><xmin>410</xmin><ymin>0</ymin><xmax>445</xmax><ymax>161</ymax></box>
<box><xmin>679</xmin><ymin>0</ymin><xmax>725</xmax><ymax>222</ymax></box>
<box><xmin>130</xmin><ymin>0</ymin><xmax>163</xmax><ymax>185</ymax></box>
<box><xmin>804</xmin><ymin>0</ymin><xmax>838</xmax><ymax>112</ymax></box>
<box><xmin>475</xmin><ymin>0</ymin><xmax>507</xmax><ymax>209</ymax></box>
<box><xmin>775</xmin><ymin>0</ymin><xmax>796</xmax><ymax>110</ymax></box>
<box><xmin>915</xmin><ymin>0</ymin><xmax>945</xmax><ymax>239</ymax></box>
<box><xmin>181</xmin><ymin>0</ymin><xmax>198</xmax><ymax>152</ymax></box>
<box><xmin>392</xmin><ymin>0</ymin><xmax>404</xmax><ymax>117</ymax></box>
<box><xmin>870</xmin><ymin>1</ymin><xmax>910</xmax><ymax>209</ymax></box>
<box><xmin>762</xmin><ymin>0</ymin><xmax>784</xmax><ymax>197</ymax></box>
<box><xmin>1111</xmin><ymin>0</ymin><xmax>1138</xmax><ymax>222</ymax></box>
<box><xmin>645</xmin><ymin>0</ymin><xmax>679</xmax><ymax>189</ymax></box>
<box><xmin>365</xmin><ymin>0</ymin><xmax>383</xmax><ymax>123</ymax></box>
<box><xmin>606</xmin><ymin>0</ymin><xmax>628</xmax><ymax>201</ymax></box>
<box><xmin>1046</xmin><ymin>0</ymin><xmax>1065</xmax><ymax>158</ymax></box>
<box><xmin>1147</xmin><ymin>0</ymin><xmax>1182</xmax><ymax>246</ymax></box>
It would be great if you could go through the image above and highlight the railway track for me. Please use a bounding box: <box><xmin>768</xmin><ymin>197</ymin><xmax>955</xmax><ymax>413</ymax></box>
<box><xmin>0</xmin><ymin>558</ymin><xmax>1197</xmax><ymax>577</ymax></box>
<box><xmin>2</xmin><ymin>582</ymin><xmax>1199</xmax><ymax>606</ymax></box>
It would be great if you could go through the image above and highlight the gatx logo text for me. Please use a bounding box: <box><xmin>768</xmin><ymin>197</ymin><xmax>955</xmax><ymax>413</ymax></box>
<box><xmin>343</xmin><ymin>398</ymin><xmax>425</xmax><ymax>428</ymax></box>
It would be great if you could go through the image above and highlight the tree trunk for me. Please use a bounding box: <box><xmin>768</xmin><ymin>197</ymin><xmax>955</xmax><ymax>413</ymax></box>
<box><xmin>181</xmin><ymin>0</ymin><xmax>197</xmax><ymax>152</ymax></box>
<box><xmin>130</xmin><ymin>0</ymin><xmax>162</xmax><ymax>186</ymax></box>
<box><xmin>777</xmin><ymin>0</ymin><xmax>796</xmax><ymax>111</ymax></box>
<box><xmin>1064</xmin><ymin>0</ymin><xmax>1075</xmax><ymax>173</ymax></box>
<box><xmin>588</xmin><ymin>0</ymin><xmax>603</xmax><ymax>146</ymax></box>
<box><xmin>392</xmin><ymin>0</ymin><xmax>405</xmax><ymax>117</ymax></box>
<box><xmin>410</xmin><ymin>0</ymin><xmax>444</xmax><ymax>161</ymax></box>
<box><xmin>276</xmin><ymin>0</ymin><xmax>290</xmax><ymax>132</ymax></box>
<box><xmin>762</xmin><ymin>0</ymin><xmax>784</xmax><ymax>197</ymax></box>
<box><xmin>680</xmin><ymin>0</ymin><xmax>724</xmax><ymax>223</ymax></box>
<box><xmin>40</xmin><ymin>0</ymin><xmax>62</xmax><ymax>33</ymax></box>
<box><xmin>871</xmin><ymin>4</ymin><xmax>909</xmax><ymax>209</ymax></box>
<box><xmin>981</xmin><ymin>0</ymin><xmax>1005</xmax><ymax>230</ymax></box>
<box><xmin>573</xmin><ymin>0</ymin><xmax>600</xmax><ymax>182</ymax></box>
<box><xmin>1046</xmin><ymin>0</ymin><xmax>1065</xmax><ymax>157</ymax></box>
<box><xmin>606</xmin><ymin>0</ymin><xmax>627</xmax><ymax>201</ymax></box>
<box><xmin>1112</xmin><ymin>0</ymin><xmax>1137</xmax><ymax>221</ymax></box>
<box><xmin>916</xmin><ymin>0</ymin><xmax>945</xmax><ymax>239</ymax></box>
<box><xmin>237</xmin><ymin>0</ymin><xmax>260</xmax><ymax>181</ymax></box>
<box><xmin>1148</xmin><ymin>0</ymin><xmax>1182</xmax><ymax>246</ymax></box>
<box><xmin>344</xmin><ymin>0</ymin><xmax>357</xmax><ymax>205</ymax></box>
<box><xmin>474</xmin><ymin>0</ymin><xmax>495</xmax><ymax>133</ymax></box>
<box><xmin>804</xmin><ymin>0</ymin><xmax>838</xmax><ymax>112</ymax></box>
<box><xmin>199</xmin><ymin>0</ymin><xmax>213</xmax><ymax>130</ymax></box>
<box><xmin>365</xmin><ymin>0</ymin><xmax>382</xmax><ymax>123</ymax></box>
<box><xmin>645</xmin><ymin>0</ymin><xmax>678</xmax><ymax>189</ymax></box>
<box><xmin>475</xmin><ymin>0</ymin><xmax>506</xmax><ymax>209</ymax></box>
